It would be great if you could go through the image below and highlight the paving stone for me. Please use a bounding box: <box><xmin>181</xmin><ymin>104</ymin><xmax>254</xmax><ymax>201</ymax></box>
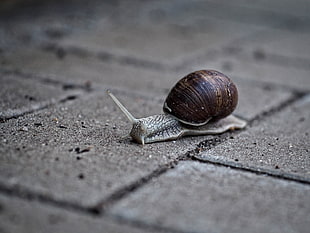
<box><xmin>232</xmin><ymin>29</ymin><xmax>310</xmax><ymax>61</ymax></box>
<box><xmin>206</xmin><ymin>0</ymin><xmax>310</xmax><ymax>19</ymax></box>
<box><xmin>0</xmin><ymin>90</ymin><xmax>213</xmax><ymax>208</ymax></box>
<box><xmin>109</xmin><ymin>161</ymin><xmax>310</xmax><ymax>233</ymax></box>
<box><xmin>195</xmin><ymin>94</ymin><xmax>310</xmax><ymax>181</ymax></box>
<box><xmin>185</xmin><ymin>50</ymin><xmax>310</xmax><ymax>92</ymax></box>
<box><xmin>217</xmin><ymin>76</ymin><xmax>293</xmax><ymax>121</ymax></box>
<box><xmin>0</xmin><ymin>72</ymin><xmax>81</xmax><ymax>121</ymax></box>
<box><xmin>0</xmin><ymin>194</ymin><xmax>160</xmax><ymax>233</ymax></box>
<box><xmin>0</xmin><ymin>0</ymin><xmax>117</xmax><ymax>51</ymax></box>
<box><xmin>1</xmin><ymin>0</ymin><xmax>272</xmax><ymax>65</ymax></box>
<box><xmin>111</xmin><ymin>0</ymin><xmax>304</xmax><ymax>30</ymax></box>
<box><xmin>1</xmin><ymin>49</ymin><xmax>174</xmax><ymax>93</ymax></box>
<box><xmin>57</xmin><ymin>18</ymin><xmax>264</xmax><ymax>65</ymax></box>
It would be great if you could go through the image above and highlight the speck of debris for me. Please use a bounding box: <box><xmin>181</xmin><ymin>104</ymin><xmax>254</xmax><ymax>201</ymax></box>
<box><xmin>78</xmin><ymin>173</ymin><xmax>84</xmax><ymax>179</ymax></box>
<box><xmin>275</xmin><ymin>165</ymin><xmax>279</xmax><ymax>169</ymax></box>
<box><xmin>24</xmin><ymin>95</ymin><xmax>36</xmax><ymax>101</ymax></box>
<box><xmin>55</xmin><ymin>157</ymin><xmax>59</xmax><ymax>161</ymax></box>
<box><xmin>76</xmin><ymin>156</ymin><xmax>82</xmax><ymax>160</ymax></box>
<box><xmin>66</xmin><ymin>95</ymin><xmax>77</xmax><ymax>100</ymax></box>
<box><xmin>234</xmin><ymin>158</ymin><xmax>239</xmax><ymax>162</ymax></box>
<box><xmin>52</xmin><ymin>118</ymin><xmax>59</xmax><ymax>123</ymax></box>
<box><xmin>299</xmin><ymin>117</ymin><xmax>305</xmax><ymax>122</ymax></box>
<box><xmin>34</xmin><ymin>123</ymin><xmax>43</xmax><ymax>127</ymax></box>
<box><xmin>262</xmin><ymin>85</ymin><xmax>273</xmax><ymax>91</ymax></box>
<box><xmin>56</xmin><ymin>47</ymin><xmax>66</xmax><ymax>59</ymax></box>
<box><xmin>58</xmin><ymin>125</ymin><xmax>67</xmax><ymax>129</ymax></box>
<box><xmin>62</xmin><ymin>84</ymin><xmax>75</xmax><ymax>90</ymax></box>
<box><xmin>74</xmin><ymin>147</ymin><xmax>91</xmax><ymax>154</ymax></box>
<box><xmin>20</xmin><ymin>126</ymin><xmax>29</xmax><ymax>131</ymax></box>
<box><xmin>84</xmin><ymin>80</ymin><xmax>92</xmax><ymax>90</ymax></box>
<box><xmin>253</xmin><ymin>49</ymin><xmax>266</xmax><ymax>60</ymax></box>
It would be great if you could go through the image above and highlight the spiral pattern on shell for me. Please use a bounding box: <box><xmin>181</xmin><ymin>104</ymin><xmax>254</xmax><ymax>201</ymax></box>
<box><xmin>163</xmin><ymin>70</ymin><xmax>238</xmax><ymax>126</ymax></box>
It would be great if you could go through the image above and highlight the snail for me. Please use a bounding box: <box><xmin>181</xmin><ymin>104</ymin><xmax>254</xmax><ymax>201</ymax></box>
<box><xmin>107</xmin><ymin>70</ymin><xmax>246</xmax><ymax>145</ymax></box>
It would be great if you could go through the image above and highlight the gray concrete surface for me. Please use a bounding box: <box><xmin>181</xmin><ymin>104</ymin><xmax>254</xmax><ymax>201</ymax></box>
<box><xmin>0</xmin><ymin>193</ymin><xmax>162</xmax><ymax>233</ymax></box>
<box><xmin>0</xmin><ymin>0</ymin><xmax>309</xmax><ymax>233</ymax></box>
<box><xmin>110</xmin><ymin>161</ymin><xmax>310</xmax><ymax>233</ymax></box>
<box><xmin>194</xmin><ymin>95</ymin><xmax>310</xmax><ymax>181</ymax></box>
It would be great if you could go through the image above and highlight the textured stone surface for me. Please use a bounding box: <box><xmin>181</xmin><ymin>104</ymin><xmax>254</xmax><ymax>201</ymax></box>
<box><xmin>0</xmin><ymin>194</ymin><xmax>160</xmax><ymax>233</ymax></box>
<box><xmin>206</xmin><ymin>0</ymin><xmax>310</xmax><ymax>17</ymax></box>
<box><xmin>57</xmin><ymin>19</ymin><xmax>263</xmax><ymax>64</ymax></box>
<box><xmin>1</xmin><ymin>49</ymin><xmax>174</xmax><ymax>93</ymax></box>
<box><xmin>109</xmin><ymin>161</ymin><xmax>310</xmax><ymax>233</ymax></box>
<box><xmin>185</xmin><ymin>52</ymin><xmax>310</xmax><ymax>92</ymax></box>
<box><xmin>0</xmin><ymin>90</ymin><xmax>206</xmax><ymax>208</ymax></box>
<box><xmin>232</xmin><ymin>29</ymin><xmax>310</xmax><ymax>60</ymax></box>
<box><xmin>229</xmin><ymin>77</ymin><xmax>293</xmax><ymax>120</ymax></box>
<box><xmin>1</xmin><ymin>0</ymin><xmax>309</xmax><ymax>232</ymax></box>
<box><xmin>0</xmin><ymin>72</ymin><xmax>80</xmax><ymax>121</ymax></box>
<box><xmin>0</xmin><ymin>69</ymin><xmax>297</xmax><ymax>208</ymax></box>
<box><xmin>195</xmin><ymin>94</ymin><xmax>310</xmax><ymax>180</ymax></box>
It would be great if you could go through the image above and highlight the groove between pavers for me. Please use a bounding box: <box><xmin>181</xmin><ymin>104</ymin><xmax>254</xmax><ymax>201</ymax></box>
<box><xmin>0</xmin><ymin>67</ymin><xmax>164</xmax><ymax>102</ymax></box>
<box><xmin>0</xmin><ymin>68</ymin><xmax>93</xmax><ymax>91</ymax></box>
<box><xmin>40</xmin><ymin>39</ymin><xmax>310</xmax><ymax>75</ymax></box>
<box><xmin>0</xmin><ymin>68</ymin><xmax>163</xmax><ymax>123</ymax></box>
<box><xmin>41</xmin><ymin>42</ymin><xmax>169</xmax><ymax>71</ymax></box>
<box><xmin>0</xmin><ymin>93</ymin><xmax>82</xmax><ymax>123</ymax></box>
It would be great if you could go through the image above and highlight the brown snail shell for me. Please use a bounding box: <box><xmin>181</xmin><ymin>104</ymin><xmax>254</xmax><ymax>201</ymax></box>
<box><xmin>163</xmin><ymin>70</ymin><xmax>238</xmax><ymax>126</ymax></box>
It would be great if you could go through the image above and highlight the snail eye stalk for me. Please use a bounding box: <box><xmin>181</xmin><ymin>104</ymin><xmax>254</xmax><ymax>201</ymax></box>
<box><xmin>107</xmin><ymin>90</ymin><xmax>137</xmax><ymax>123</ymax></box>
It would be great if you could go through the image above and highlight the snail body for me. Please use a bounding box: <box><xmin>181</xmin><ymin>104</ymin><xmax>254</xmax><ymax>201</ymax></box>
<box><xmin>108</xmin><ymin>70</ymin><xmax>246</xmax><ymax>145</ymax></box>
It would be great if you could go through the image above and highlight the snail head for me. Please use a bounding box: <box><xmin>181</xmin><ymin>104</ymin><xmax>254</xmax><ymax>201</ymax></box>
<box><xmin>107</xmin><ymin>90</ymin><xmax>147</xmax><ymax>145</ymax></box>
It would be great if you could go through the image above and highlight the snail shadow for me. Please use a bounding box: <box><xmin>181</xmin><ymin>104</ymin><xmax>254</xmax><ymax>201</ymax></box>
<box><xmin>117</xmin><ymin>135</ymin><xmax>138</xmax><ymax>146</ymax></box>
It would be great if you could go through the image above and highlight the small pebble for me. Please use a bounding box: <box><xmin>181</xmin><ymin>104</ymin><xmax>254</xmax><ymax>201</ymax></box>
<box><xmin>20</xmin><ymin>126</ymin><xmax>28</xmax><ymax>132</ymax></box>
